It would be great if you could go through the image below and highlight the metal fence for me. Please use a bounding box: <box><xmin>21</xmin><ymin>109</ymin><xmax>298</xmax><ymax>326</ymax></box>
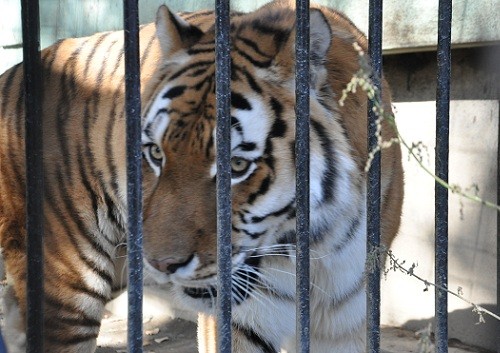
<box><xmin>14</xmin><ymin>0</ymin><xmax>454</xmax><ymax>352</ymax></box>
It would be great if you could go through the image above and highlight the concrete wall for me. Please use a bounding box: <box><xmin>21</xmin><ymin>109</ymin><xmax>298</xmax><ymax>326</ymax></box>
<box><xmin>383</xmin><ymin>100</ymin><xmax>498</xmax><ymax>351</ymax></box>
<box><xmin>381</xmin><ymin>46</ymin><xmax>499</xmax><ymax>350</ymax></box>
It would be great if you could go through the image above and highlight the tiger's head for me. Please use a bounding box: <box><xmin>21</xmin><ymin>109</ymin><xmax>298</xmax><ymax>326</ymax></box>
<box><xmin>141</xmin><ymin>4</ymin><xmax>364</xmax><ymax>310</ymax></box>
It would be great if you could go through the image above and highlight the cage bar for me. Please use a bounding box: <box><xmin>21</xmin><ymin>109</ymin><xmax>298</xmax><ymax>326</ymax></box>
<box><xmin>215</xmin><ymin>1</ymin><xmax>233</xmax><ymax>352</ymax></box>
<box><xmin>294</xmin><ymin>0</ymin><xmax>311</xmax><ymax>352</ymax></box>
<box><xmin>435</xmin><ymin>0</ymin><xmax>452</xmax><ymax>352</ymax></box>
<box><xmin>366</xmin><ymin>0</ymin><xmax>383</xmax><ymax>352</ymax></box>
<box><xmin>123</xmin><ymin>0</ymin><xmax>143</xmax><ymax>352</ymax></box>
<box><xmin>21</xmin><ymin>0</ymin><xmax>45</xmax><ymax>351</ymax></box>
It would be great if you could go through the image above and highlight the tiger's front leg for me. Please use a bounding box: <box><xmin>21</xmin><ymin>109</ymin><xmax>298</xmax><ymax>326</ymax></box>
<box><xmin>197</xmin><ymin>298</ymin><xmax>295</xmax><ymax>353</ymax></box>
<box><xmin>1</xmin><ymin>224</ymin><xmax>112</xmax><ymax>353</ymax></box>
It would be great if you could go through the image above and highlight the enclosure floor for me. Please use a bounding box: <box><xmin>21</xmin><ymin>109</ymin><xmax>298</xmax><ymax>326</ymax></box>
<box><xmin>0</xmin><ymin>282</ymin><xmax>489</xmax><ymax>353</ymax></box>
<box><xmin>95</xmin><ymin>304</ymin><xmax>489</xmax><ymax>353</ymax></box>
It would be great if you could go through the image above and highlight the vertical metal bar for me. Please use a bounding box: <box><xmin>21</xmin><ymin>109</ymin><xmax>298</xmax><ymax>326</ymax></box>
<box><xmin>123</xmin><ymin>1</ymin><xmax>143</xmax><ymax>352</ymax></box>
<box><xmin>497</xmin><ymin>117</ymin><xmax>500</xmax><ymax>353</ymax></box>
<box><xmin>295</xmin><ymin>1</ymin><xmax>310</xmax><ymax>352</ymax></box>
<box><xmin>215</xmin><ymin>1</ymin><xmax>232</xmax><ymax>352</ymax></box>
<box><xmin>366</xmin><ymin>0</ymin><xmax>383</xmax><ymax>352</ymax></box>
<box><xmin>21</xmin><ymin>1</ymin><xmax>44</xmax><ymax>352</ymax></box>
<box><xmin>435</xmin><ymin>1</ymin><xmax>452</xmax><ymax>352</ymax></box>
<box><xmin>497</xmin><ymin>112</ymin><xmax>500</xmax><ymax>353</ymax></box>
<box><xmin>0</xmin><ymin>330</ymin><xmax>7</xmax><ymax>353</ymax></box>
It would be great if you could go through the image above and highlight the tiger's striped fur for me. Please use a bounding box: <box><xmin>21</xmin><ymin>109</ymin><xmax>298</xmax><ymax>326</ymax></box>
<box><xmin>142</xmin><ymin>1</ymin><xmax>403</xmax><ymax>353</ymax></box>
<box><xmin>0</xmin><ymin>10</ymin><xmax>217</xmax><ymax>353</ymax></box>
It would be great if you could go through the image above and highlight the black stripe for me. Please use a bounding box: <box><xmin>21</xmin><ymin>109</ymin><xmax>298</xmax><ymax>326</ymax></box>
<box><xmin>311</xmin><ymin>119</ymin><xmax>338</xmax><ymax>202</ymax></box>
<box><xmin>332</xmin><ymin>276</ymin><xmax>365</xmax><ymax>308</ymax></box>
<box><xmin>83</xmin><ymin>32</ymin><xmax>112</xmax><ymax>79</ymax></box>
<box><xmin>233</xmin><ymin>323</ymin><xmax>278</xmax><ymax>353</ymax></box>
<box><xmin>239</xmin><ymin>141</ymin><xmax>256</xmax><ymax>151</ymax></box>
<box><xmin>45</xmin><ymin>294</ymin><xmax>100</xmax><ymax>323</ymax></box>
<box><xmin>163</xmin><ymin>85</ymin><xmax>187</xmax><ymax>99</ymax></box>
<box><xmin>105</xmin><ymin>97</ymin><xmax>120</xmax><ymax>199</ymax></box>
<box><xmin>45</xmin><ymin>39</ymin><xmax>65</xmax><ymax>73</ymax></box>
<box><xmin>54</xmin><ymin>169</ymin><xmax>114</xmax><ymax>262</ymax></box>
<box><xmin>236</xmin><ymin>36</ymin><xmax>273</xmax><ymax>59</ymax></box>
<box><xmin>0</xmin><ymin>63</ymin><xmax>21</xmax><ymax>117</ymax></box>
<box><xmin>44</xmin><ymin>192</ymin><xmax>114</xmax><ymax>286</ymax></box>
<box><xmin>76</xmin><ymin>144</ymin><xmax>103</xmax><ymax>232</ymax></box>
<box><xmin>269</xmin><ymin>97</ymin><xmax>286</xmax><ymax>138</ymax></box>
<box><xmin>231</xmin><ymin>91</ymin><xmax>252</xmax><ymax>110</ymax></box>
<box><xmin>248</xmin><ymin>175</ymin><xmax>271</xmax><ymax>204</ymax></box>
<box><xmin>231</xmin><ymin>116</ymin><xmax>242</xmax><ymax>133</ymax></box>
<box><xmin>47</xmin><ymin>315</ymin><xmax>101</xmax><ymax>329</ymax></box>
<box><xmin>250</xmin><ymin>200</ymin><xmax>294</xmax><ymax>223</ymax></box>
<box><xmin>140</xmin><ymin>31</ymin><xmax>157</xmax><ymax>66</ymax></box>
<box><xmin>104</xmin><ymin>190</ymin><xmax>126</xmax><ymax>235</ymax></box>
<box><xmin>69</xmin><ymin>281</ymin><xmax>109</xmax><ymax>303</ymax></box>
<box><xmin>45</xmin><ymin>332</ymin><xmax>98</xmax><ymax>345</ymax></box>
<box><xmin>234</xmin><ymin>226</ymin><xmax>266</xmax><ymax>239</ymax></box>
<box><xmin>187</xmin><ymin>46</ymin><xmax>216</xmax><ymax>55</ymax></box>
<box><xmin>169</xmin><ymin>60</ymin><xmax>213</xmax><ymax>81</ymax></box>
<box><xmin>56</xmin><ymin>39</ymin><xmax>91</xmax><ymax>183</ymax></box>
<box><xmin>236</xmin><ymin>47</ymin><xmax>272</xmax><ymax>68</ymax></box>
<box><xmin>335</xmin><ymin>215</ymin><xmax>361</xmax><ymax>252</ymax></box>
<box><xmin>234</xmin><ymin>65</ymin><xmax>262</xmax><ymax>94</ymax></box>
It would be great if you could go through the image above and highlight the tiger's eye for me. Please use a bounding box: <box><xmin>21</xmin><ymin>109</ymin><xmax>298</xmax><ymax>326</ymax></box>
<box><xmin>149</xmin><ymin>144</ymin><xmax>163</xmax><ymax>161</ymax></box>
<box><xmin>230</xmin><ymin>157</ymin><xmax>251</xmax><ymax>177</ymax></box>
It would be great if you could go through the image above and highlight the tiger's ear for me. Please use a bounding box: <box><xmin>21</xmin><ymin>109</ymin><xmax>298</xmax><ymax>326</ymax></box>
<box><xmin>155</xmin><ymin>5</ymin><xmax>204</xmax><ymax>57</ymax></box>
<box><xmin>308</xmin><ymin>9</ymin><xmax>332</xmax><ymax>67</ymax></box>
<box><xmin>274</xmin><ymin>9</ymin><xmax>332</xmax><ymax>83</ymax></box>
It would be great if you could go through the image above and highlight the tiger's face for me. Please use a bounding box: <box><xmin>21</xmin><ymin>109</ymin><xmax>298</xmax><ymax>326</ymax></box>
<box><xmin>141</xmin><ymin>6</ymin><xmax>358</xmax><ymax>310</ymax></box>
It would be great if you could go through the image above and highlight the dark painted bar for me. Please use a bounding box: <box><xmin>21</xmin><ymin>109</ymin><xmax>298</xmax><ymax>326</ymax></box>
<box><xmin>215</xmin><ymin>1</ymin><xmax>233</xmax><ymax>352</ymax></box>
<box><xmin>435</xmin><ymin>1</ymin><xmax>452</xmax><ymax>352</ymax></box>
<box><xmin>366</xmin><ymin>0</ymin><xmax>383</xmax><ymax>352</ymax></box>
<box><xmin>295</xmin><ymin>0</ymin><xmax>311</xmax><ymax>352</ymax></box>
<box><xmin>123</xmin><ymin>0</ymin><xmax>143</xmax><ymax>352</ymax></box>
<box><xmin>21</xmin><ymin>0</ymin><xmax>45</xmax><ymax>351</ymax></box>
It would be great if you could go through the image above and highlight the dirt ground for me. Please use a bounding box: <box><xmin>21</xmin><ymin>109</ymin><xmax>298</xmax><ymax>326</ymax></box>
<box><xmin>94</xmin><ymin>288</ymin><xmax>489</xmax><ymax>353</ymax></box>
<box><xmin>0</xmin><ymin>284</ymin><xmax>489</xmax><ymax>353</ymax></box>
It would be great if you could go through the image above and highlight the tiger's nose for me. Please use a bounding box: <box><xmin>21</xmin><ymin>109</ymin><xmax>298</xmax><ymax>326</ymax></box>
<box><xmin>149</xmin><ymin>254</ymin><xmax>194</xmax><ymax>274</ymax></box>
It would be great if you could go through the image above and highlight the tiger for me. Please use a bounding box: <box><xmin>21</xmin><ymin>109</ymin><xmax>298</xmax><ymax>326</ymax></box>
<box><xmin>0</xmin><ymin>1</ymin><xmax>403</xmax><ymax>353</ymax></box>
<box><xmin>141</xmin><ymin>1</ymin><xmax>403</xmax><ymax>353</ymax></box>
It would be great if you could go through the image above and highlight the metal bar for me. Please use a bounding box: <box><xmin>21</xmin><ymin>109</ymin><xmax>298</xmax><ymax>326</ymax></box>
<box><xmin>123</xmin><ymin>1</ymin><xmax>143</xmax><ymax>352</ymax></box>
<box><xmin>497</xmin><ymin>109</ymin><xmax>500</xmax><ymax>353</ymax></box>
<box><xmin>0</xmin><ymin>330</ymin><xmax>6</xmax><ymax>353</ymax></box>
<box><xmin>21</xmin><ymin>0</ymin><xmax>45</xmax><ymax>351</ymax></box>
<box><xmin>366</xmin><ymin>0</ymin><xmax>383</xmax><ymax>352</ymax></box>
<box><xmin>435</xmin><ymin>0</ymin><xmax>452</xmax><ymax>352</ymax></box>
<box><xmin>215</xmin><ymin>1</ymin><xmax>232</xmax><ymax>352</ymax></box>
<box><xmin>497</xmin><ymin>114</ymin><xmax>500</xmax><ymax>353</ymax></box>
<box><xmin>295</xmin><ymin>1</ymin><xmax>310</xmax><ymax>352</ymax></box>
